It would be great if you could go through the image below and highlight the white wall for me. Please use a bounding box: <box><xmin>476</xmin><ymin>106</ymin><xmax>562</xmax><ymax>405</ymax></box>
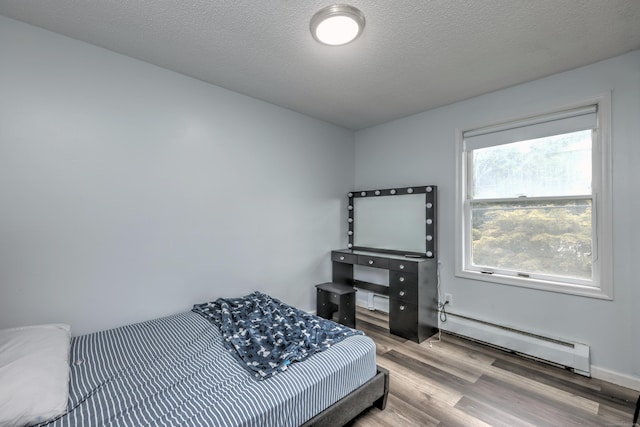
<box><xmin>0</xmin><ymin>16</ymin><xmax>354</xmax><ymax>335</ymax></box>
<box><xmin>355</xmin><ymin>51</ymin><xmax>640</xmax><ymax>387</ymax></box>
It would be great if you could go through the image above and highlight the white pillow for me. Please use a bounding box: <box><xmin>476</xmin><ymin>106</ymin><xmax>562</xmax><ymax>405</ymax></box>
<box><xmin>0</xmin><ymin>323</ymin><xmax>71</xmax><ymax>427</ymax></box>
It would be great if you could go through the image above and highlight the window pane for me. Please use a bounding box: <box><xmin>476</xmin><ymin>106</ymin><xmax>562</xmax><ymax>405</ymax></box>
<box><xmin>471</xmin><ymin>130</ymin><xmax>592</xmax><ymax>199</ymax></box>
<box><xmin>471</xmin><ymin>199</ymin><xmax>592</xmax><ymax>280</ymax></box>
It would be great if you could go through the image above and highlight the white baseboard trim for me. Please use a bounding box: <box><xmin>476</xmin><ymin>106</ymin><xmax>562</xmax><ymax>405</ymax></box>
<box><xmin>352</xmin><ymin>296</ymin><xmax>640</xmax><ymax>391</ymax></box>
<box><xmin>442</xmin><ymin>312</ymin><xmax>591</xmax><ymax>376</ymax></box>
<box><xmin>591</xmin><ymin>366</ymin><xmax>640</xmax><ymax>391</ymax></box>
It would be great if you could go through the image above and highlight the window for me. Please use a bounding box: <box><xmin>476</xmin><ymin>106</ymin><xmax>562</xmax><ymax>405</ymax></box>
<box><xmin>455</xmin><ymin>95</ymin><xmax>612</xmax><ymax>298</ymax></box>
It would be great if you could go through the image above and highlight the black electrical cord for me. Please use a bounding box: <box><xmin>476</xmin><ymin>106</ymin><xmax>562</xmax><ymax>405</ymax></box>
<box><xmin>438</xmin><ymin>300</ymin><xmax>449</xmax><ymax>322</ymax></box>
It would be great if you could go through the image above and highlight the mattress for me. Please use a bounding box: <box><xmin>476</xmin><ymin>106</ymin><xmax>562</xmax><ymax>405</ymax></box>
<box><xmin>40</xmin><ymin>311</ymin><xmax>377</xmax><ymax>426</ymax></box>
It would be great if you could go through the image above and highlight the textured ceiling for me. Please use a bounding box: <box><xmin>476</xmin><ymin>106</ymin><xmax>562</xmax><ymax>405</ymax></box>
<box><xmin>1</xmin><ymin>1</ymin><xmax>639</xmax><ymax>130</ymax></box>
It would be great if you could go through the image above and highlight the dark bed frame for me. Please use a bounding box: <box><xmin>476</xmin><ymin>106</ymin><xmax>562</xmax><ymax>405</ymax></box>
<box><xmin>301</xmin><ymin>366</ymin><xmax>389</xmax><ymax>427</ymax></box>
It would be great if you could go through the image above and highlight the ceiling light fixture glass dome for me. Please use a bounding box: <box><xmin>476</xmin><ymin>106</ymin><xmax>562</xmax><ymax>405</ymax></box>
<box><xmin>310</xmin><ymin>4</ymin><xmax>365</xmax><ymax>46</ymax></box>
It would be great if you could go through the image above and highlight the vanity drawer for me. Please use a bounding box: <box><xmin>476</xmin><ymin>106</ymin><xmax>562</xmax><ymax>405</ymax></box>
<box><xmin>357</xmin><ymin>255</ymin><xmax>389</xmax><ymax>269</ymax></box>
<box><xmin>331</xmin><ymin>252</ymin><xmax>357</xmax><ymax>264</ymax></box>
<box><xmin>389</xmin><ymin>271</ymin><xmax>418</xmax><ymax>302</ymax></box>
<box><xmin>389</xmin><ymin>259</ymin><xmax>418</xmax><ymax>274</ymax></box>
<box><xmin>389</xmin><ymin>301</ymin><xmax>418</xmax><ymax>341</ymax></box>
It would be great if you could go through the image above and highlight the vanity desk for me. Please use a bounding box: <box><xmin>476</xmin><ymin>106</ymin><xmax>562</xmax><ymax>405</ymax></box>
<box><xmin>330</xmin><ymin>249</ymin><xmax>438</xmax><ymax>343</ymax></box>
<box><xmin>315</xmin><ymin>184</ymin><xmax>438</xmax><ymax>343</ymax></box>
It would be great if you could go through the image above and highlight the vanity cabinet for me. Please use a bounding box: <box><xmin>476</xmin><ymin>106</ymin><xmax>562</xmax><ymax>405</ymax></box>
<box><xmin>331</xmin><ymin>249</ymin><xmax>438</xmax><ymax>343</ymax></box>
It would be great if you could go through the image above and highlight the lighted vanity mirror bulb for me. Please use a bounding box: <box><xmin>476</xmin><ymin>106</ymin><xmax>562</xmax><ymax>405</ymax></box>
<box><xmin>390</xmin><ymin>189</ymin><xmax>396</xmax><ymax>195</ymax></box>
<box><xmin>407</xmin><ymin>188</ymin><xmax>413</xmax><ymax>194</ymax></box>
<box><xmin>375</xmin><ymin>190</ymin><xmax>381</xmax><ymax>196</ymax></box>
<box><xmin>348</xmin><ymin>218</ymin><xmax>353</xmax><ymax>223</ymax></box>
<box><xmin>426</xmin><ymin>203</ymin><xmax>433</xmax><ymax>208</ymax></box>
<box><xmin>426</xmin><ymin>251</ymin><xmax>433</xmax><ymax>257</ymax></box>
<box><xmin>348</xmin><ymin>231</ymin><xmax>353</xmax><ymax>235</ymax></box>
<box><xmin>426</xmin><ymin>186</ymin><xmax>433</xmax><ymax>192</ymax></box>
<box><xmin>427</xmin><ymin>219</ymin><xmax>433</xmax><ymax>224</ymax></box>
<box><xmin>348</xmin><ymin>205</ymin><xmax>353</xmax><ymax>210</ymax></box>
<box><xmin>347</xmin><ymin>243</ymin><xmax>353</xmax><ymax>248</ymax></box>
<box><xmin>427</xmin><ymin>235</ymin><xmax>433</xmax><ymax>241</ymax></box>
<box><xmin>348</xmin><ymin>192</ymin><xmax>353</xmax><ymax>197</ymax></box>
<box><xmin>360</xmin><ymin>191</ymin><xmax>366</xmax><ymax>196</ymax></box>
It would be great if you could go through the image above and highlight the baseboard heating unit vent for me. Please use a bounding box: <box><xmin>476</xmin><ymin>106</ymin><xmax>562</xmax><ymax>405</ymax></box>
<box><xmin>444</xmin><ymin>312</ymin><xmax>590</xmax><ymax>376</ymax></box>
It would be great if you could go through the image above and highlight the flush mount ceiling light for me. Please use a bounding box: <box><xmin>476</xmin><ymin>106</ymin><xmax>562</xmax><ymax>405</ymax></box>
<box><xmin>310</xmin><ymin>4</ymin><xmax>365</xmax><ymax>46</ymax></box>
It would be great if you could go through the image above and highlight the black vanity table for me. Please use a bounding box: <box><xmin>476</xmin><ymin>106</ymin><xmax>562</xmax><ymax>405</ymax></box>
<box><xmin>316</xmin><ymin>185</ymin><xmax>438</xmax><ymax>343</ymax></box>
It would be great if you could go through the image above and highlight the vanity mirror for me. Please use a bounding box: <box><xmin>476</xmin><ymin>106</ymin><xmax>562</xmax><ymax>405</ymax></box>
<box><xmin>347</xmin><ymin>185</ymin><xmax>437</xmax><ymax>257</ymax></box>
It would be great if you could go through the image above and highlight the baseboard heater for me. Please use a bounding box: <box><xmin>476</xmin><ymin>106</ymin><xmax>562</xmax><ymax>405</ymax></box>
<box><xmin>443</xmin><ymin>312</ymin><xmax>590</xmax><ymax>377</ymax></box>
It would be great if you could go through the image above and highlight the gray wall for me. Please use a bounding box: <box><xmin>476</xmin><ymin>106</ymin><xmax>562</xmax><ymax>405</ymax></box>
<box><xmin>355</xmin><ymin>51</ymin><xmax>640</xmax><ymax>385</ymax></box>
<box><xmin>0</xmin><ymin>16</ymin><xmax>354</xmax><ymax>335</ymax></box>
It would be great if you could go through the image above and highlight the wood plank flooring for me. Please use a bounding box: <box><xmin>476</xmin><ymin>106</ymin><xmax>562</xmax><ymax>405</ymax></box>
<box><xmin>348</xmin><ymin>307</ymin><xmax>638</xmax><ymax>427</ymax></box>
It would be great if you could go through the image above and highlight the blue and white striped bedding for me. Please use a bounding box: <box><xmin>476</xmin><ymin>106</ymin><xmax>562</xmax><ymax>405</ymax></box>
<box><xmin>40</xmin><ymin>310</ymin><xmax>377</xmax><ymax>426</ymax></box>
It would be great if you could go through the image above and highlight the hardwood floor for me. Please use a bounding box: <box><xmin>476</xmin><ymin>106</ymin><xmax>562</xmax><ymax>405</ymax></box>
<box><xmin>349</xmin><ymin>307</ymin><xmax>638</xmax><ymax>427</ymax></box>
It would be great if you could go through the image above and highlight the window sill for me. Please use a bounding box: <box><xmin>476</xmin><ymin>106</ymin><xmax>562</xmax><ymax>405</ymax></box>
<box><xmin>455</xmin><ymin>269</ymin><xmax>613</xmax><ymax>300</ymax></box>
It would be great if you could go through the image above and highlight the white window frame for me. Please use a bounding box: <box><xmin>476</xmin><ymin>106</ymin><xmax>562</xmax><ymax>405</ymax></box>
<box><xmin>455</xmin><ymin>93</ymin><xmax>613</xmax><ymax>299</ymax></box>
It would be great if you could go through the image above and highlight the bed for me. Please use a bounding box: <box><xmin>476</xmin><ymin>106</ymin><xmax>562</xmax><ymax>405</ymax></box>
<box><xmin>0</xmin><ymin>293</ymin><xmax>388</xmax><ymax>427</ymax></box>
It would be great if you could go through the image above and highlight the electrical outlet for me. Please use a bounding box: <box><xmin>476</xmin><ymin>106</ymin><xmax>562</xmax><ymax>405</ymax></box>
<box><xmin>444</xmin><ymin>293</ymin><xmax>452</xmax><ymax>305</ymax></box>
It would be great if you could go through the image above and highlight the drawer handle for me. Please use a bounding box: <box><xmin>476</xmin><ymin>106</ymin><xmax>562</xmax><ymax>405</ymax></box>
<box><xmin>399</xmin><ymin>291</ymin><xmax>405</xmax><ymax>297</ymax></box>
<box><xmin>399</xmin><ymin>277</ymin><xmax>405</xmax><ymax>282</ymax></box>
<box><xmin>400</xmin><ymin>305</ymin><xmax>405</xmax><ymax>311</ymax></box>
<box><xmin>339</xmin><ymin>256</ymin><xmax>345</xmax><ymax>261</ymax></box>
<box><xmin>399</xmin><ymin>264</ymin><xmax>405</xmax><ymax>270</ymax></box>
<box><xmin>368</xmin><ymin>260</ymin><xmax>374</xmax><ymax>265</ymax></box>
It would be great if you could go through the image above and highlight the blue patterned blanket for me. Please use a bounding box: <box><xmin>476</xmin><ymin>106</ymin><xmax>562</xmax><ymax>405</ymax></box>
<box><xmin>193</xmin><ymin>292</ymin><xmax>363</xmax><ymax>380</ymax></box>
